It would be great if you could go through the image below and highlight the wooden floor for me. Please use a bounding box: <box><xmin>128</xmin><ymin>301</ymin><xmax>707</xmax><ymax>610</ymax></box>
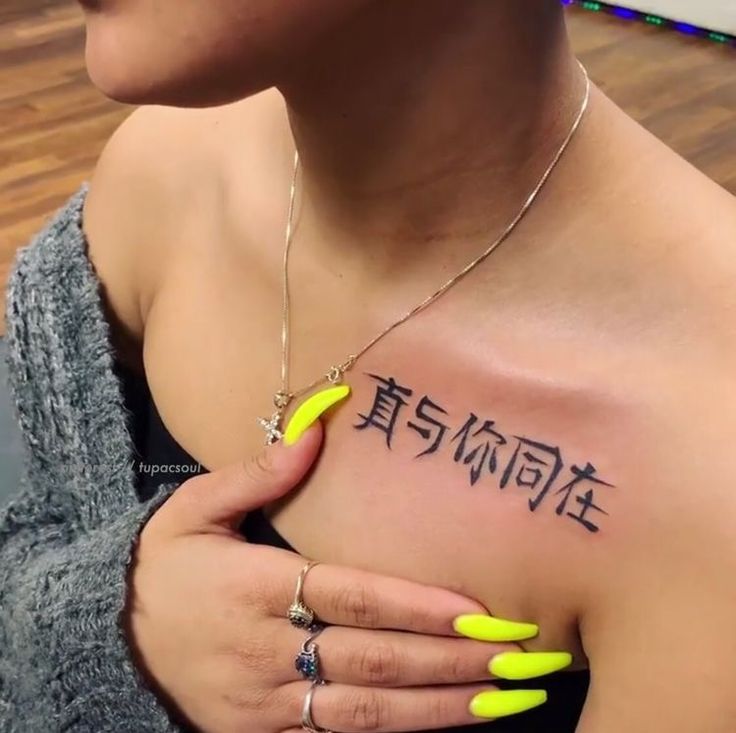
<box><xmin>1</xmin><ymin>1</ymin><xmax>734</xmax><ymax>324</ymax></box>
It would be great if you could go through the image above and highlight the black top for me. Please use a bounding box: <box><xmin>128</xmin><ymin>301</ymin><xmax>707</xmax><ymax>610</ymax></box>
<box><xmin>118</xmin><ymin>361</ymin><xmax>589</xmax><ymax>732</ymax></box>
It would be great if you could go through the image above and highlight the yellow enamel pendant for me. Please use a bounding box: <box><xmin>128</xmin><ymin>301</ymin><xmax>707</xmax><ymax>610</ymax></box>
<box><xmin>258</xmin><ymin>384</ymin><xmax>351</xmax><ymax>446</ymax></box>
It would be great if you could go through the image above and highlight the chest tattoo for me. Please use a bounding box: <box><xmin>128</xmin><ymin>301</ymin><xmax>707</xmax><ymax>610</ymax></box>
<box><xmin>353</xmin><ymin>372</ymin><xmax>615</xmax><ymax>534</ymax></box>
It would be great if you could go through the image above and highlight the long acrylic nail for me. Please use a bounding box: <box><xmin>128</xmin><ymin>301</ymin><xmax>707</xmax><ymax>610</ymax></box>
<box><xmin>489</xmin><ymin>651</ymin><xmax>572</xmax><ymax>680</ymax></box>
<box><xmin>283</xmin><ymin>385</ymin><xmax>351</xmax><ymax>446</ymax></box>
<box><xmin>453</xmin><ymin>614</ymin><xmax>539</xmax><ymax>642</ymax></box>
<box><xmin>468</xmin><ymin>690</ymin><xmax>547</xmax><ymax>718</ymax></box>
<box><xmin>469</xmin><ymin>689</ymin><xmax>548</xmax><ymax>719</ymax></box>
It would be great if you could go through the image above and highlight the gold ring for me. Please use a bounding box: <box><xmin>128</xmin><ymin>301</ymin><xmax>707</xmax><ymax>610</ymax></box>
<box><xmin>288</xmin><ymin>560</ymin><xmax>320</xmax><ymax>629</ymax></box>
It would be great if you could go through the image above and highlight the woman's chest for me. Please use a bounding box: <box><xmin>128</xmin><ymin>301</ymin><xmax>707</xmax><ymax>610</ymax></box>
<box><xmin>140</xmin><ymin>266</ymin><xmax>650</xmax><ymax>665</ymax></box>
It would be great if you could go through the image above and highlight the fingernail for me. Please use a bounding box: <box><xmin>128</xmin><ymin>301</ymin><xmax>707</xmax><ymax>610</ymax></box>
<box><xmin>283</xmin><ymin>385</ymin><xmax>351</xmax><ymax>446</ymax></box>
<box><xmin>489</xmin><ymin>651</ymin><xmax>572</xmax><ymax>680</ymax></box>
<box><xmin>453</xmin><ymin>614</ymin><xmax>539</xmax><ymax>642</ymax></box>
<box><xmin>469</xmin><ymin>689</ymin><xmax>548</xmax><ymax>719</ymax></box>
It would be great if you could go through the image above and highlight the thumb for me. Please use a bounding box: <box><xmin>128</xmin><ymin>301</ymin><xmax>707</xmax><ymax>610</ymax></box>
<box><xmin>166</xmin><ymin>420</ymin><xmax>324</xmax><ymax>535</ymax></box>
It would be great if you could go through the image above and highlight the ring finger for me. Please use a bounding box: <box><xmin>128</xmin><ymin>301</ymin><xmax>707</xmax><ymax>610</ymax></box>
<box><xmin>280</xmin><ymin>623</ymin><xmax>516</xmax><ymax>687</ymax></box>
<box><xmin>277</xmin><ymin>624</ymin><xmax>572</xmax><ymax>689</ymax></box>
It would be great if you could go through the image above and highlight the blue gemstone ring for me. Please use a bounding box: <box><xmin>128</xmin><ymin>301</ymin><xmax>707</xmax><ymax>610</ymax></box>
<box><xmin>295</xmin><ymin>625</ymin><xmax>327</xmax><ymax>683</ymax></box>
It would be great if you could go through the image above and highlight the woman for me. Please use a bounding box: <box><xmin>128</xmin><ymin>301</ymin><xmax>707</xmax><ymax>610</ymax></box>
<box><xmin>2</xmin><ymin>0</ymin><xmax>735</xmax><ymax>731</ymax></box>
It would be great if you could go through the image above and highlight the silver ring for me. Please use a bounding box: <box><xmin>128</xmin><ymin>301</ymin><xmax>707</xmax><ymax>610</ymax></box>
<box><xmin>295</xmin><ymin>625</ymin><xmax>326</xmax><ymax>682</ymax></box>
<box><xmin>302</xmin><ymin>679</ymin><xmax>332</xmax><ymax>733</ymax></box>
<box><xmin>289</xmin><ymin>560</ymin><xmax>321</xmax><ymax>629</ymax></box>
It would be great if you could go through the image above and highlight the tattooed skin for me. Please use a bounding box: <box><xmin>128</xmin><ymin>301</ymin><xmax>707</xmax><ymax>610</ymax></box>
<box><xmin>354</xmin><ymin>373</ymin><xmax>614</xmax><ymax>533</ymax></box>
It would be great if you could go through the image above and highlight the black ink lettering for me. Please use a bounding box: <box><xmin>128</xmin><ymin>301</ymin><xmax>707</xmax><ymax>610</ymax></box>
<box><xmin>500</xmin><ymin>438</ymin><xmax>564</xmax><ymax>511</ymax></box>
<box><xmin>554</xmin><ymin>462</ymin><xmax>613</xmax><ymax>532</ymax></box>
<box><xmin>352</xmin><ymin>373</ymin><xmax>616</xmax><ymax>532</ymax></box>
<box><xmin>451</xmin><ymin>414</ymin><xmax>508</xmax><ymax>486</ymax></box>
<box><xmin>407</xmin><ymin>396</ymin><xmax>450</xmax><ymax>457</ymax></box>
<box><xmin>354</xmin><ymin>374</ymin><xmax>413</xmax><ymax>449</ymax></box>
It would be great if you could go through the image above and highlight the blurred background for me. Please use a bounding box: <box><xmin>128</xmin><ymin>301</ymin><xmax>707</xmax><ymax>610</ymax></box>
<box><xmin>0</xmin><ymin>0</ymin><xmax>734</xmax><ymax>502</ymax></box>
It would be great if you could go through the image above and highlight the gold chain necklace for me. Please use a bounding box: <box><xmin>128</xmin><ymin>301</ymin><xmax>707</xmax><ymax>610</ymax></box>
<box><xmin>258</xmin><ymin>62</ymin><xmax>591</xmax><ymax>445</ymax></box>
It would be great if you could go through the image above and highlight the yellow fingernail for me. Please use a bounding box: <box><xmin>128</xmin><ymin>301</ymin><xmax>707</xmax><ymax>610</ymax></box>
<box><xmin>453</xmin><ymin>614</ymin><xmax>539</xmax><ymax>642</ymax></box>
<box><xmin>489</xmin><ymin>651</ymin><xmax>572</xmax><ymax>680</ymax></box>
<box><xmin>283</xmin><ymin>385</ymin><xmax>351</xmax><ymax>446</ymax></box>
<box><xmin>469</xmin><ymin>689</ymin><xmax>548</xmax><ymax>719</ymax></box>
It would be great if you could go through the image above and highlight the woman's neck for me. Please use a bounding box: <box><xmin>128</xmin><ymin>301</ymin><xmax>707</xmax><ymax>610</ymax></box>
<box><xmin>277</xmin><ymin>0</ymin><xmax>584</xmax><ymax>270</ymax></box>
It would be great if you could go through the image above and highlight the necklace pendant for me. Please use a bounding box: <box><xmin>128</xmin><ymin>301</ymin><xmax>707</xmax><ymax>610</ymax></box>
<box><xmin>257</xmin><ymin>391</ymin><xmax>294</xmax><ymax>445</ymax></box>
<box><xmin>257</xmin><ymin>410</ymin><xmax>284</xmax><ymax>445</ymax></box>
<box><xmin>326</xmin><ymin>366</ymin><xmax>343</xmax><ymax>384</ymax></box>
<box><xmin>326</xmin><ymin>355</ymin><xmax>356</xmax><ymax>386</ymax></box>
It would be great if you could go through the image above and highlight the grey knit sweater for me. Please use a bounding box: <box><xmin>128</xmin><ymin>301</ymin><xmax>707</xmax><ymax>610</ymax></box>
<box><xmin>1</xmin><ymin>186</ymin><xmax>185</xmax><ymax>731</ymax></box>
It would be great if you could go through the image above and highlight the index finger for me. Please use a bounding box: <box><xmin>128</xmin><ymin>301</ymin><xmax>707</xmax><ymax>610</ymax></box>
<box><xmin>269</xmin><ymin>556</ymin><xmax>538</xmax><ymax>639</ymax></box>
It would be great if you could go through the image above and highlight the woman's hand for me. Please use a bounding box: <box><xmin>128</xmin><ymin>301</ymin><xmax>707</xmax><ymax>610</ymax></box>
<box><xmin>126</xmin><ymin>421</ymin><xmax>565</xmax><ymax>733</ymax></box>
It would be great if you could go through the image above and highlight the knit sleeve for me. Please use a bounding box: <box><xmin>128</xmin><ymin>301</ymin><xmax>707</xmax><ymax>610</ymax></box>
<box><xmin>1</xmin><ymin>187</ymin><xmax>191</xmax><ymax>732</ymax></box>
<box><xmin>0</xmin><ymin>479</ymin><xmax>183</xmax><ymax>733</ymax></box>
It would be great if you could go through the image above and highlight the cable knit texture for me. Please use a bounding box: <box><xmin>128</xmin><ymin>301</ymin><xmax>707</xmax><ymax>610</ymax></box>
<box><xmin>1</xmin><ymin>186</ymin><xmax>184</xmax><ymax>731</ymax></box>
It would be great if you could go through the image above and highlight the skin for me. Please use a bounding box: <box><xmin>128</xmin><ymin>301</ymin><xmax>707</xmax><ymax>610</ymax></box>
<box><xmin>78</xmin><ymin>0</ymin><xmax>736</xmax><ymax>730</ymax></box>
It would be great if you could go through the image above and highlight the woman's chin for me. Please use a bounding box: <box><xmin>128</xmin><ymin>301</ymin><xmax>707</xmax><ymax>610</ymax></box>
<box><xmin>84</xmin><ymin>55</ymin><xmax>148</xmax><ymax>105</ymax></box>
<box><xmin>82</xmin><ymin>24</ymin><xmax>150</xmax><ymax>104</ymax></box>
<box><xmin>84</xmin><ymin>35</ymin><xmax>270</xmax><ymax>108</ymax></box>
<box><xmin>85</xmin><ymin>51</ymin><xmax>205</xmax><ymax>107</ymax></box>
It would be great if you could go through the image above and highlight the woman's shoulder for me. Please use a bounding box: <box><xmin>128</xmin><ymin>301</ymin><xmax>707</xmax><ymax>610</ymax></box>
<box><xmin>577</xmin><ymin>93</ymin><xmax>736</xmax><ymax>365</ymax></box>
<box><xmin>81</xmin><ymin>90</ymin><xmax>286</xmax><ymax>361</ymax></box>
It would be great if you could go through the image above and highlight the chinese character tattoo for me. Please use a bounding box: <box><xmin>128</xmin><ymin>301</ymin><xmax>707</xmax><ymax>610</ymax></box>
<box><xmin>451</xmin><ymin>414</ymin><xmax>508</xmax><ymax>486</ymax></box>
<box><xmin>408</xmin><ymin>395</ymin><xmax>450</xmax><ymax>457</ymax></box>
<box><xmin>353</xmin><ymin>372</ymin><xmax>615</xmax><ymax>533</ymax></box>
<box><xmin>354</xmin><ymin>374</ymin><xmax>413</xmax><ymax>449</ymax></box>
